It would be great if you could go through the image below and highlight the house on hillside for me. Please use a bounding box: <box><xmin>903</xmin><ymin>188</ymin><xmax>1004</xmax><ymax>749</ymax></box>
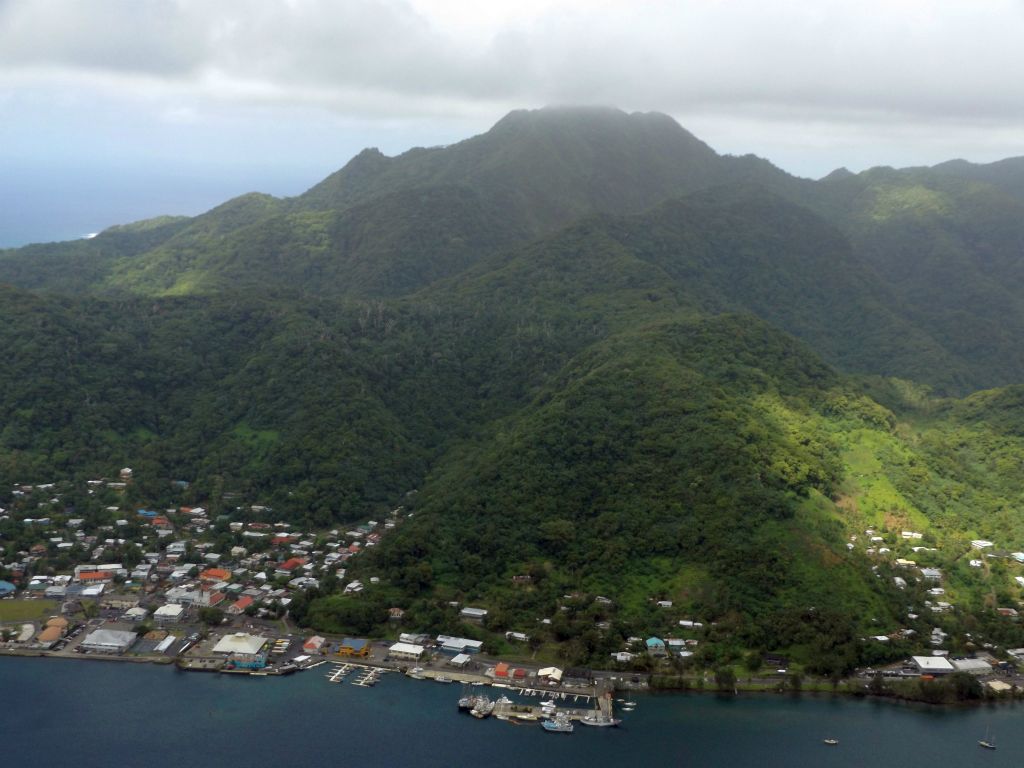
<box><xmin>645</xmin><ymin>637</ymin><xmax>666</xmax><ymax>656</ymax></box>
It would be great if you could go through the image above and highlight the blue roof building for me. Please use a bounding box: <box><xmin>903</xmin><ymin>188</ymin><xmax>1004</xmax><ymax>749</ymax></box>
<box><xmin>0</xmin><ymin>580</ymin><xmax>16</xmax><ymax>596</ymax></box>
<box><xmin>645</xmin><ymin>637</ymin><xmax>666</xmax><ymax>654</ymax></box>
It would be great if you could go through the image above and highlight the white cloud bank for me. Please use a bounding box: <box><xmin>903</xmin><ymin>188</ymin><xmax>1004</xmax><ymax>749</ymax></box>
<box><xmin>2</xmin><ymin>0</ymin><xmax>1024</xmax><ymax>175</ymax></box>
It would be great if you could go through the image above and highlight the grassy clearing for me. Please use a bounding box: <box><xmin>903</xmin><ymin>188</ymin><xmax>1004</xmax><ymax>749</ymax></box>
<box><xmin>0</xmin><ymin>599</ymin><xmax>58</xmax><ymax>623</ymax></box>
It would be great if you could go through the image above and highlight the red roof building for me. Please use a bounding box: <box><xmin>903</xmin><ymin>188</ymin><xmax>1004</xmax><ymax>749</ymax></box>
<box><xmin>200</xmin><ymin>568</ymin><xmax>231</xmax><ymax>582</ymax></box>
<box><xmin>226</xmin><ymin>595</ymin><xmax>254</xmax><ymax>616</ymax></box>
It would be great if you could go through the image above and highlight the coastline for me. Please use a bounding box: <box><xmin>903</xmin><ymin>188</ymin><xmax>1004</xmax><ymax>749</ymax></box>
<box><xmin>3</xmin><ymin>644</ymin><xmax>1017</xmax><ymax>709</ymax></box>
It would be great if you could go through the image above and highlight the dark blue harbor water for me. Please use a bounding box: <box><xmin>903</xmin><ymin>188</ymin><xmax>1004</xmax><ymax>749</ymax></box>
<box><xmin>2</xmin><ymin>656</ymin><xmax>1020</xmax><ymax>767</ymax></box>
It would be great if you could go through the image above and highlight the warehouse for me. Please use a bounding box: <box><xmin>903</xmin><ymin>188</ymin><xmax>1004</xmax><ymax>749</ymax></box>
<box><xmin>951</xmin><ymin>658</ymin><xmax>993</xmax><ymax>675</ymax></box>
<box><xmin>80</xmin><ymin>629</ymin><xmax>138</xmax><ymax>654</ymax></box>
<box><xmin>911</xmin><ymin>655</ymin><xmax>954</xmax><ymax>675</ymax></box>
<box><xmin>212</xmin><ymin>632</ymin><xmax>268</xmax><ymax>655</ymax></box>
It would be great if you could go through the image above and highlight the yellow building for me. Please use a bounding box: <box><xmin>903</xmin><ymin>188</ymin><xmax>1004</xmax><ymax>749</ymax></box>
<box><xmin>337</xmin><ymin>637</ymin><xmax>370</xmax><ymax>657</ymax></box>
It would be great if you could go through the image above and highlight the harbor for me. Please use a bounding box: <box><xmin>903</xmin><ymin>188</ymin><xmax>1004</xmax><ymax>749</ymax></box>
<box><xmin>8</xmin><ymin>653</ymin><xmax>1024</xmax><ymax>768</ymax></box>
<box><xmin>315</xmin><ymin>654</ymin><xmax>621</xmax><ymax>732</ymax></box>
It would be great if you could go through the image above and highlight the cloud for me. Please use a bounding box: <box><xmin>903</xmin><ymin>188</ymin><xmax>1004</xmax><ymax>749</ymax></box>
<box><xmin>1</xmin><ymin>0</ymin><xmax>1022</xmax><ymax>124</ymax></box>
<box><xmin>1</xmin><ymin>0</ymin><xmax>1024</xmax><ymax>180</ymax></box>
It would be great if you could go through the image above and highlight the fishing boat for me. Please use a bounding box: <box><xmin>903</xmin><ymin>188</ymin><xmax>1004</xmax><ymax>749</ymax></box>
<box><xmin>470</xmin><ymin>697</ymin><xmax>495</xmax><ymax>719</ymax></box>
<box><xmin>541</xmin><ymin>712</ymin><xmax>574</xmax><ymax>734</ymax></box>
<box><xmin>434</xmin><ymin>675</ymin><xmax>453</xmax><ymax>684</ymax></box>
<box><xmin>407</xmin><ymin>666</ymin><xmax>426</xmax><ymax>680</ymax></box>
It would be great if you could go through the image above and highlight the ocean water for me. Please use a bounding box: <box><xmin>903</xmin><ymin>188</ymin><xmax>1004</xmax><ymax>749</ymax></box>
<box><xmin>1</xmin><ymin>656</ymin><xmax>1019</xmax><ymax>768</ymax></box>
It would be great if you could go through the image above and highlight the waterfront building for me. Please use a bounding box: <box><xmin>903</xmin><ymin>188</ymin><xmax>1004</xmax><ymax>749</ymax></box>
<box><xmin>80</xmin><ymin>629</ymin><xmax>138</xmax><ymax>654</ymax></box>
<box><xmin>911</xmin><ymin>655</ymin><xmax>954</xmax><ymax>675</ymax></box>
<box><xmin>212</xmin><ymin>633</ymin><xmax>268</xmax><ymax>655</ymax></box>
<box><xmin>388</xmin><ymin>642</ymin><xmax>425</xmax><ymax>661</ymax></box>
<box><xmin>950</xmin><ymin>658</ymin><xmax>992</xmax><ymax>675</ymax></box>
<box><xmin>227</xmin><ymin>653</ymin><xmax>267</xmax><ymax>670</ymax></box>
<box><xmin>303</xmin><ymin>635</ymin><xmax>326</xmax><ymax>653</ymax></box>
<box><xmin>337</xmin><ymin>638</ymin><xmax>370</xmax><ymax>657</ymax></box>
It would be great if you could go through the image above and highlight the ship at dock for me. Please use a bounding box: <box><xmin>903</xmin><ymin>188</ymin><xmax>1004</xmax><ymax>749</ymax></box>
<box><xmin>541</xmin><ymin>712</ymin><xmax>574</xmax><ymax>734</ymax></box>
<box><xmin>458</xmin><ymin>692</ymin><xmax>495</xmax><ymax>718</ymax></box>
<box><xmin>578</xmin><ymin>711</ymin><xmax>621</xmax><ymax>727</ymax></box>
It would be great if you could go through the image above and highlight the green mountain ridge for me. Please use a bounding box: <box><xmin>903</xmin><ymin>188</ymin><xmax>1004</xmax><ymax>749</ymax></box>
<box><xmin>5</xmin><ymin>106</ymin><xmax>1024</xmax><ymax>670</ymax></box>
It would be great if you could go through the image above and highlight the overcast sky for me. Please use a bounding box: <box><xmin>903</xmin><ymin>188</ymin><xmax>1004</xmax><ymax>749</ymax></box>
<box><xmin>3</xmin><ymin>0</ymin><xmax>1024</xmax><ymax>246</ymax></box>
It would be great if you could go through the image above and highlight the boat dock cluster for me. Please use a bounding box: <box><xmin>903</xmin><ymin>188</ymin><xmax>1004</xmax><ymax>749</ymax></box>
<box><xmin>455</xmin><ymin>685</ymin><xmax>622</xmax><ymax>732</ymax></box>
<box><xmin>325</xmin><ymin>661</ymin><xmax>390</xmax><ymax>687</ymax></box>
<box><xmin>322</xmin><ymin>658</ymin><xmax>625</xmax><ymax>733</ymax></box>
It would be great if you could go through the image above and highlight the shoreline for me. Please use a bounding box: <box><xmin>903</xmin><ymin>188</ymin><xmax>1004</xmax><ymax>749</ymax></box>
<box><xmin>2</xmin><ymin>646</ymin><xmax>1017</xmax><ymax>709</ymax></box>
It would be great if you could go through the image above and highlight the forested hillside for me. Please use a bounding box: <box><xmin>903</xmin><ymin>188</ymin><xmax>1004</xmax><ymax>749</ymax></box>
<box><xmin>4</xmin><ymin>106</ymin><xmax>1024</xmax><ymax>670</ymax></box>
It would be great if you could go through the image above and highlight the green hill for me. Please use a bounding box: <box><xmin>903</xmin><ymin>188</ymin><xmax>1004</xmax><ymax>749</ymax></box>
<box><xmin>6</xmin><ymin>107</ymin><xmax>1024</xmax><ymax>671</ymax></box>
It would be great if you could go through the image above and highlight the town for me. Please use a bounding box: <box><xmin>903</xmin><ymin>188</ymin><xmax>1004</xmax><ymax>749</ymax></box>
<box><xmin>4</xmin><ymin>466</ymin><xmax>1024</xmax><ymax>710</ymax></box>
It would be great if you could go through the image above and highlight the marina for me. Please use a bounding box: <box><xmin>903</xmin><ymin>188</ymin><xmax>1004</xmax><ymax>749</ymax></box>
<box><xmin>324</xmin><ymin>661</ymin><xmax>390</xmax><ymax>687</ymax></box>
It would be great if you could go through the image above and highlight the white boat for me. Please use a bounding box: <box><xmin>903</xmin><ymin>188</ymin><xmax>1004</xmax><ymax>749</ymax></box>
<box><xmin>979</xmin><ymin>726</ymin><xmax>996</xmax><ymax>750</ymax></box>
<box><xmin>541</xmin><ymin>712</ymin><xmax>574</xmax><ymax>734</ymax></box>
<box><xmin>823</xmin><ymin>739</ymin><xmax>838</xmax><ymax>746</ymax></box>
<box><xmin>471</xmin><ymin>698</ymin><xmax>495</xmax><ymax>718</ymax></box>
<box><xmin>579</xmin><ymin>713</ymin><xmax>621</xmax><ymax>727</ymax></box>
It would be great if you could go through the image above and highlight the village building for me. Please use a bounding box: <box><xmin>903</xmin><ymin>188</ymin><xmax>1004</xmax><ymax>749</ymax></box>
<box><xmin>212</xmin><ymin>633</ymin><xmax>268</xmax><ymax>655</ymax></box>
<box><xmin>911</xmin><ymin>655</ymin><xmax>954</xmax><ymax>675</ymax></box>
<box><xmin>388</xmin><ymin>642</ymin><xmax>426</xmax><ymax>661</ymax></box>
<box><xmin>337</xmin><ymin>638</ymin><xmax>370</xmax><ymax>657</ymax></box>
<box><xmin>80</xmin><ymin>629</ymin><xmax>138</xmax><ymax>654</ymax></box>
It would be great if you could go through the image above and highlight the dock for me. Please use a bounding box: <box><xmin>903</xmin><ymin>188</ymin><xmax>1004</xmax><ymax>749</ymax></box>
<box><xmin>325</xmin><ymin>662</ymin><xmax>354</xmax><ymax>683</ymax></box>
<box><xmin>352</xmin><ymin>667</ymin><xmax>384</xmax><ymax>687</ymax></box>
<box><xmin>324</xmin><ymin>661</ymin><xmax>390</xmax><ymax>687</ymax></box>
<box><xmin>176</xmin><ymin>657</ymin><xmax>223</xmax><ymax>672</ymax></box>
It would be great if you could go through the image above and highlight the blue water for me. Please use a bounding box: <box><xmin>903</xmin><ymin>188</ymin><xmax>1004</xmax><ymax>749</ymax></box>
<box><xmin>1</xmin><ymin>656</ymin><xmax>1019</xmax><ymax>767</ymax></box>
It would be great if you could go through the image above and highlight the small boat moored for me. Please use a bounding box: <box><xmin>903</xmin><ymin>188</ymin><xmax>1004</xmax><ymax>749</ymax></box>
<box><xmin>541</xmin><ymin>712</ymin><xmax>574</xmax><ymax>734</ymax></box>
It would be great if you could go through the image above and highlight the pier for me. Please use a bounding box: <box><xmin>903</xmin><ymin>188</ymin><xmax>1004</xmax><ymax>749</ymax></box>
<box><xmin>324</xmin><ymin>661</ymin><xmax>390</xmax><ymax>687</ymax></box>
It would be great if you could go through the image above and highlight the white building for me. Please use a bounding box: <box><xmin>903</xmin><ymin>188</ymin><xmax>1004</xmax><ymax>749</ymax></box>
<box><xmin>459</xmin><ymin>607</ymin><xmax>488</xmax><ymax>622</ymax></box>
<box><xmin>80</xmin><ymin>629</ymin><xmax>137</xmax><ymax>654</ymax></box>
<box><xmin>154</xmin><ymin>604</ymin><xmax>186</xmax><ymax>623</ymax></box>
<box><xmin>212</xmin><ymin>633</ymin><xmax>268</xmax><ymax>655</ymax></box>
<box><xmin>951</xmin><ymin>658</ymin><xmax>992</xmax><ymax>675</ymax></box>
<box><xmin>911</xmin><ymin>655</ymin><xmax>954</xmax><ymax>675</ymax></box>
<box><xmin>388</xmin><ymin>642</ymin><xmax>426</xmax><ymax>661</ymax></box>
